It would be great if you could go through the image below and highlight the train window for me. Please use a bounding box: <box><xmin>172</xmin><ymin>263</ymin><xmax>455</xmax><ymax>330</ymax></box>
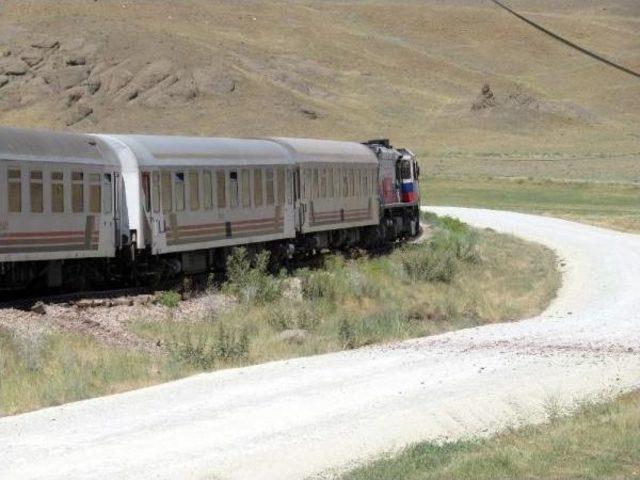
<box><xmin>342</xmin><ymin>169</ymin><xmax>348</xmax><ymax>197</ymax></box>
<box><xmin>399</xmin><ymin>161</ymin><xmax>411</xmax><ymax>180</ymax></box>
<box><xmin>253</xmin><ymin>169</ymin><xmax>263</xmax><ymax>207</ymax></box>
<box><xmin>51</xmin><ymin>171</ymin><xmax>64</xmax><ymax>213</ymax></box>
<box><xmin>312</xmin><ymin>168</ymin><xmax>319</xmax><ymax>199</ymax></box>
<box><xmin>30</xmin><ymin>170</ymin><xmax>44</xmax><ymax>213</ymax></box>
<box><xmin>320</xmin><ymin>168</ymin><xmax>327</xmax><ymax>198</ymax></box>
<box><xmin>350</xmin><ymin>169</ymin><xmax>356</xmax><ymax>197</ymax></box>
<box><xmin>161</xmin><ymin>170</ymin><xmax>173</xmax><ymax>212</ymax></box>
<box><xmin>370</xmin><ymin>168</ymin><xmax>375</xmax><ymax>194</ymax></box>
<box><xmin>241</xmin><ymin>169</ymin><xmax>250</xmax><ymax>208</ymax></box>
<box><xmin>217</xmin><ymin>171</ymin><xmax>227</xmax><ymax>208</ymax></box>
<box><xmin>152</xmin><ymin>171</ymin><xmax>160</xmax><ymax>213</ymax></box>
<box><xmin>72</xmin><ymin>171</ymin><xmax>84</xmax><ymax>213</ymax></box>
<box><xmin>229</xmin><ymin>170</ymin><xmax>239</xmax><ymax>208</ymax></box>
<box><xmin>8</xmin><ymin>169</ymin><xmax>21</xmax><ymax>213</ymax></box>
<box><xmin>175</xmin><ymin>171</ymin><xmax>185</xmax><ymax>212</ymax></box>
<box><xmin>90</xmin><ymin>173</ymin><xmax>101</xmax><ymax>213</ymax></box>
<box><xmin>203</xmin><ymin>170</ymin><xmax>213</xmax><ymax>210</ymax></box>
<box><xmin>141</xmin><ymin>172</ymin><xmax>151</xmax><ymax>213</ymax></box>
<box><xmin>103</xmin><ymin>174</ymin><xmax>113</xmax><ymax>214</ymax></box>
<box><xmin>277</xmin><ymin>167</ymin><xmax>285</xmax><ymax>205</ymax></box>
<box><xmin>266</xmin><ymin>168</ymin><xmax>274</xmax><ymax>206</ymax></box>
<box><xmin>189</xmin><ymin>170</ymin><xmax>200</xmax><ymax>211</ymax></box>
<box><xmin>286</xmin><ymin>169</ymin><xmax>292</xmax><ymax>205</ymax></box>
<box><xmin>304</xmin><ymin>169</ymin><xmax>311</xmax><ymax>200</ymax></box>
<box><xmin>327</xmin><ymin>168</ymin><xmax>333</xmax><ymax>198</ymax></box>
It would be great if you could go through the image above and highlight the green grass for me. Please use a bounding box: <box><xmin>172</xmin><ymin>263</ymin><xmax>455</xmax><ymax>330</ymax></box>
<box><xmin>422</xmin><ymin>177</ymin><xmax>640</xmax><ymax>233</ymax></box>
<box><xmin>342</xmin><ymin>391</ymin><xmax>640</xmax><ymax>480</ymax></box>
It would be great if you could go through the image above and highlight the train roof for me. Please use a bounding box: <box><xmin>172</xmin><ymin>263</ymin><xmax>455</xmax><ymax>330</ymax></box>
<box><xmin>268</xmin><ymin>137</ymin><xmax>378</xmax><ymax>165</ymax></box>
<box><xmin>99</xmin><ymin>134</ymin><xmax>294</xmax><ymax>168</ymax></box>
<box><xmin>0</xmin><ymin>126</ymin><xmax>115</xmax><ymax>166</ymax></box>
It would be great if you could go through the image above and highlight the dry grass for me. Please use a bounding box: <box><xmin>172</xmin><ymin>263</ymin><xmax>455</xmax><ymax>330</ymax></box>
<box><xmin>0</xmin><ymin>0</ymin><xmax>638</xmax><ymax>157</ymax></box>
<box><xmin>0</xmin><ymin>328</ymin><xmax>183</xmax><ymax>416</ymax></box>
<box><xmin>342</xmin><ymin>390</ymin><xmax>640</xmax><ymax>480</ymax></box>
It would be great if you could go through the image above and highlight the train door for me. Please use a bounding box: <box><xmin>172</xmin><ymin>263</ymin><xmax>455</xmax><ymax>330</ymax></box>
<box><xmin>112</xmin><ymin>172</ymin><xmax>122</xmax><ymax>247</ymax></box>
<box><xmin>285</xmin><ymin>167</ymin><xmax>294</xmax><ymax>236</ymax></box>
<box><xmin>140</xmin><ymin>171</ymin><xmax>159</xmax><ymax>250</ymax></box>
<box><xmin>100</xmin><ymin>171</ymin><xmax>116</xmax><ymax>255</ymax></box>
<box><xmin>293</xmin><ymin>167</ymin><xmax>303</xmax><ymax>230</ymax></box>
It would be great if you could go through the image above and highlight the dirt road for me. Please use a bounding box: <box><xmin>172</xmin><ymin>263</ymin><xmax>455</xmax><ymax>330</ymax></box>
<box><xmin>1</xmin><ymin>208</ymin><xmax>639</xmax><ymax>480</ymax></box>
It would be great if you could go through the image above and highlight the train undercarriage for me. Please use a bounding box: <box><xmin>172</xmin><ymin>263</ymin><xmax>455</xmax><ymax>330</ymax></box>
<box><xmin>0</xmin><ymin>205</ymin><xmax>420</xmax><ymax>294</ymax></box>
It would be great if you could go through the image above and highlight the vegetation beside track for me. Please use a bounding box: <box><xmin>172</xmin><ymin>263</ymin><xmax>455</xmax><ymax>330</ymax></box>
<box><xmin>421</xmin><ymin>174</ymin><xmax>640</xmax><ymax>234</ymax></box>
<box><xmin>0</xmin><ymin>214</ymin><xmax>560</xmax><ymax>415</ymax></box>
<box><xmin>342</xmin><ymin>390</ymin><xmax>640</xmax><ymax>480</ymax></box>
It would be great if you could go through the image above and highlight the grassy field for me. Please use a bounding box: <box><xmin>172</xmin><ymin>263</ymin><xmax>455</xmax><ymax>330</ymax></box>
<box><xmin>342</xmin><ymin>390</ymin><xmax>640</xmax><ymax>480</ymax></box>
<box><xmin>1</xmin><ymin>1</ymin><xmax>639</xmax><ymax>157</ymax></box>
<box><xmin>0</xmin><ymin>215</ymin><xmax>559</xmax><ymax>415</ymax></box>
<box><xmin>421</xmin><ymin>176</ymin><xmax>640</xmax><ymax>233</ymax></box>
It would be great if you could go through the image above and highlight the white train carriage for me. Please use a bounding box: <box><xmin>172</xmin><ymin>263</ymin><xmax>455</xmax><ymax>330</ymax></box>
<box><xmin>0</xmin><ymin>127</ymin><xmax>120</xmax><ymax>289</ymax></box>
<box><xmin>271</xmin><ymin>138</ymin><xmax>380</xmax><ymax>249</ymax></box>
<box><xmin>97</xmin><ymin>134</ymin><xmax>296</xmax><ymax>271</ymax></box>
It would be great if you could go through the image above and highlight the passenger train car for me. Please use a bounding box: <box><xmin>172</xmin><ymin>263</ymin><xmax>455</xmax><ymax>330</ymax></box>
<box><xmin>0</xmin><ymin>127</ymin><xmax>420</xmax><ymax>291</ymax></box>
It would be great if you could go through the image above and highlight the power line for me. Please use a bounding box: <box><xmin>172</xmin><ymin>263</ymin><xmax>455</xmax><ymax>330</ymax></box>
<box><xmin>488</xmin><ymin>0</ymin><xmax>640</xmax><ymax>79</ymax></box>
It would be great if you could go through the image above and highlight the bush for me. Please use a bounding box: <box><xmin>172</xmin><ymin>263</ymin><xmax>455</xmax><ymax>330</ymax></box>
<box><xmin>169</xmin><ymin>322</ymin><xmax>250</xmax><ymax>369</ymax></box>
<box><xmin>345</xmin><ymin>267</ymin><xmax>380</xmax><ymax>298</ymax></box>
<box><xmin>399</xmin><ymin>245</ymin><xmax>457</xmax><ymax>283</ymax></box>
<box><xmin>157</xmin><ymin>291</ymin><xmax>181</xmax><ymax>309</ymax></box>
<box><xmin>339</xmin><ymin>317</ymin><xmax>356</xmax><ymax>349</ymax></box>
<box><xmin>298</xmin><ymin>269</ymin><xmax>339</xmax><ymax>301</ymax></box>
<box><xmin>399</xmin><ymin>216</ymin><xmax>480</xmax><ymax>283</ymax></box>
<box><xmin>224</xmin><ymin>247</ymin><xmax>282</xmax><ymax>305</ymax></box>
<box><xmin>432</xmin><ymin>216</ymin><xmax>480</xmax><ymax>263</ymax></box>
<box><xmin>264</xmin><ymin>300</ymin><xmax>321</xmax><ymax>331</ymax></box>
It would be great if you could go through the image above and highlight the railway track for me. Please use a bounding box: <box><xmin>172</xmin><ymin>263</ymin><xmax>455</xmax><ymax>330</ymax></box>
<box><xmin>0</xmin><ymin>286</ymin><xmax>155</xmax><ymax>311</ymax></box>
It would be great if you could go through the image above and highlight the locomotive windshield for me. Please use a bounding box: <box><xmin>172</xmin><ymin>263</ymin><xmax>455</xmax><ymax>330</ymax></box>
<box><xmin>398</xmin><ymin>159</ymin><xmax>412</xmax><ymax>180</ymax></box>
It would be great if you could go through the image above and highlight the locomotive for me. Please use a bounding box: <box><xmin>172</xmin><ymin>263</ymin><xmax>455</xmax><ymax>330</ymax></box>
<box><xmin>0</xmin><ymin>127</ymin><xmax>420</xmax><ymax>291</ymax></box>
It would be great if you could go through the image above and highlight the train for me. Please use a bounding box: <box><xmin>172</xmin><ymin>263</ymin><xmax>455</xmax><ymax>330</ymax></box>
<box><xmin>0</xmin><ymin>127</ymin><xmax>420</xmax><ymax>291</ymax></box>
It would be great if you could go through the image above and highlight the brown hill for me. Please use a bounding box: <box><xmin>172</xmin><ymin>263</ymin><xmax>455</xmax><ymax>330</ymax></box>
<box><xmin>0</xmin><ymin>0</ymin><xmax>638</xmax><ymax>157</ymax></box>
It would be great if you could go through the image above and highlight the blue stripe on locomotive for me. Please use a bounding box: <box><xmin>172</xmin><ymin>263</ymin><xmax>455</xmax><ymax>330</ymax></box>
<box><xmin>400</xmin><ymin>180</ymin><xmax>414</xmax><ymax>193</ymax></box>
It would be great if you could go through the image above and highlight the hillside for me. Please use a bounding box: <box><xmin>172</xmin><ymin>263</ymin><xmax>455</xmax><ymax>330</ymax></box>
<box><xmin>0</xmin><ymin>0</ymin><xmax>639</xmax><ymax>166</ymax></box>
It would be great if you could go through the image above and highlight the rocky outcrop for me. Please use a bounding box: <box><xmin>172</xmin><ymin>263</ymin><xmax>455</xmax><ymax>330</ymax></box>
<box><xmin>0</xmin><ymin>31</ymin><xmax>238</xmax><ymax>128</ymax></box>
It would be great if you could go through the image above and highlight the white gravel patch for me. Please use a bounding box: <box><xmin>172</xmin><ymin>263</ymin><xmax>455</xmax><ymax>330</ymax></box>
<box><xmin>1</xmin><ymin>207</ymin><xmax>639</xmax><ymax>480</ymax></box>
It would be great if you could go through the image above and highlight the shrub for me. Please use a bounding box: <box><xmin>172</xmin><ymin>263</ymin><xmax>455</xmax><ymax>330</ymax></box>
<box><xmin>264</xmin><ymin>300</ymin><xmax>321</xmax><ymax>331</ymax></box>
<box><xmin>157</xmin><ymin>291</ymin><xmax>181</xmax><ymax>309</ymax></box>
<box><xmin>339</xmin><ymin>317</ymin><xmax>356</xmax><ymax>349</ymax></box>
<box><xmin>345</xmin><ymin>267</ymin><xmax>380</xmax><ymax>298</ymax></box>
<box><xmin>224</xmin><ymin>247</ymin><xmax>282</xmax><ymax>304</ymax></box>
<box><xmin>399</xmin><ymin>245</ymin><xmax>457</xmax><ymax>283</ymax></box>
<box><xmin>433</xmin><ymin>216</ymin><xmax>480</xmax><ymax>263</ymax></box>
<box><xmin>399</xmin><ymin>215</ymin><xmax>480</xmax><ymax>283</ymax></box>
<box><xmin>298</xmin><ymin>269</ymin><xmax>339</xmax><ymax>301</ymax></box>
<box><xmin>169</xmin><ymin>322</ymin><xmax>250</xmax><ymax>369</ymax></box>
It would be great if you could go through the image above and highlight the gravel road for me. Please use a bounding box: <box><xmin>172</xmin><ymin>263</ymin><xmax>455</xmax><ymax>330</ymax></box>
<box><xmin>1</xmin><ymin>207</ymin><xmax>639</xmax><ymax>480</ymax></box>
